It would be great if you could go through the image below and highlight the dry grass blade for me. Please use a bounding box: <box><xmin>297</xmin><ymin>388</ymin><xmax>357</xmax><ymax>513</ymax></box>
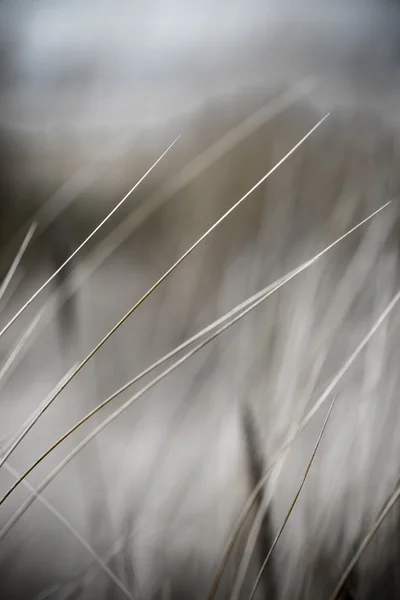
<box><xmin>0</xmin><ymin>136</ymin><xmax>180</xmax><ymax>340</ymax></box>
<box><xmin>0</xmin><ymin>276</ymin><xmax>308</xmax><ymax>524</ymax></box>
<box><xmin>2</xmin><ymin>461</ymin><xmax>133</xmax><ymax>599</ymax></box>
<box><xmin>54</xmin><ymin>473</ymin><xmax>189</xmax><ymax>599</ymax></box>
<box><xmin>51</xmin><ymin>531</ymin><xmax>129</xmax><ymax>600</ymax></box>
<box><xmin>248</xmin><ymin>394</ymin><xmax>338</xmax><ymax>600</ymax></box>
<box><xmin>66</xmin><ymin>80</ymin><xmax>317</xmax><ymax>310</ymax></box>
<box><xmin>0</xmin><ymin>222</ymin><xmax>37</xmax><ymax>307</ymax></box>
<box><xmin>0</xmin><ymin>111</ymin><xmax>330</xmax><ymax>509</ymax></box>
<box><xmin>0</xmin><ymin>200</ymin><xmax>388</xmax><ymax>511</ymax></box>
<box><xmin>0</xmin><ymin>310</ymin><xmax>44</xmax><ymax>393</ymax></box>
<box><xmin>0</xmin><ymin>127</ymin><xmax>139</xmax><ymax>267</ymax></box>
<box><xmin>0</xmin><ymin>272</ymin><xmax>24</xmax><ymax>318</ymax></box>
<box><xmin>101</xmin><ymin>78</ymin><xmax>317</xmax><ymax>246</ymax></box>
<box><xmin>206</xmin><ymin>266</ymin><xmax>400</xmax><ymax>600</ymax></box>
<box><xmin>226</xmin><ymin>200</ymin><xmax>392</xmax><ymax>600</ymax></box>
<box><xmin>0</xmin><ymin>81</ymin><xmax>316</xmax><ymax>365</ymax></box>
<box><xmin>0</xmin><ymin>365</ymin><xmax>78</xmax><ymax>467</ymax></box>
<box><xmin>0</xmin><ymin>270</ymin><xmax>25</xmax><ymax>316</ymax></box>
<box><xmin>328</xmin><ymin>482</ymin><xmax>400</xmax><ymax>600</ymax></box>
<box><xmin>0</xmin><ymin>203</ymin><xmax>391</xmax><ymax>542</ymax></box>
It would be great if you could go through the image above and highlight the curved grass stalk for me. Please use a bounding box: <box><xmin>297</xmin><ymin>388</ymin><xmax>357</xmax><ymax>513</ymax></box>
<box><xmin>0</xmin><ymin>365</ymin><xmax>78</xmax><ymax>467</ymax></box>
<box><xmin>0</xmin><ymin>310</ymin><xmax>44</xmax><ymax>394</ymax></box>
<box><xmin>2</xmin><ymin>461</ymin><xmax>133</xmax><ymax>599</ymax></box>
<box><xmin>0</xmin><ymin>137</ymin><xmax>180</xmax><ymax>340</ymax></box>
<box><xmin>0</xmin><ymin>112</ymin><xmax>330</xmax><ymax>512</ymax></box>
<box><xmin>206</xmin><ymin>278</ymin><xmax>400</xmax><ymax>600</ymax></box>
<box><xmin>0</xmin><ymin>200</ymin><xmax>390</xmax><ymax>539</ymax></box>
<box><xmin>0</xmin><ymin>222</ymin><xmax>37</xmax><ymax>307</ymax></box>
<box><xmin>0</xmin><ymin>80</ymin><xmax>316</xmax><ymax>381</ymax></box>
<box><xmin>248</xmin><ymin>394</ymin><xmax>338</xmax><ymax>600</ymax></box>
<box><xmin>328</xmin><ymin>480</ymin><xmax>400</xmax><ymax>600</ymax></box>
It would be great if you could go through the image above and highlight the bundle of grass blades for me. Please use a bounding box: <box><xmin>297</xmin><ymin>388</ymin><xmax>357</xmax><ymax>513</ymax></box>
<box><xmin>2</xmin><ymin>2</ymin><xmax>400</xmax><ymax>600</ymax></box>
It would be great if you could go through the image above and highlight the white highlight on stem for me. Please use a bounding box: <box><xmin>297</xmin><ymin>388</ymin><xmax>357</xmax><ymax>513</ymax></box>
<box><xmin>0</xmin><ymin>136</ymin><xmax>180</xmax><ymax>339</ymax></box>
<box><xmin>0</xmin><ymin>200</ymin><xmax>390</xmax><ymax>540</ymax></box>
<box><xmin>0</xmin><ymin>222</ymin><xmax>37</xmax><ymax>306</ymax></box>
